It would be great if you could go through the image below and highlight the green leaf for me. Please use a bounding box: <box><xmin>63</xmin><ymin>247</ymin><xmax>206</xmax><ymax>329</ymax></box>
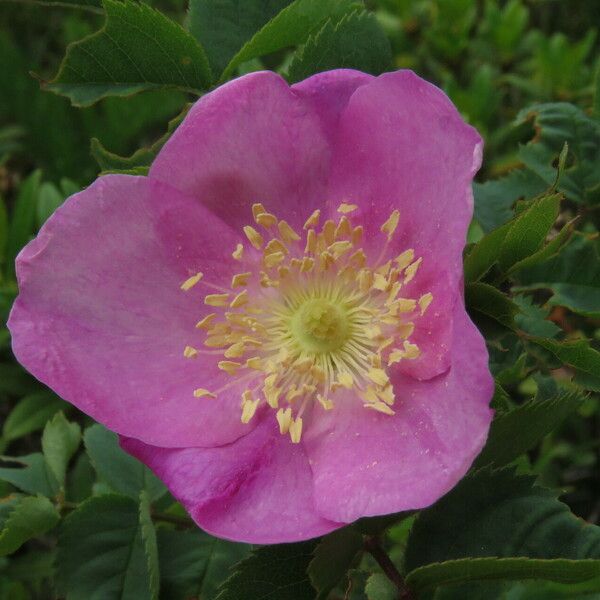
<box><xmin>516</xmin><ymin>103</ymin><xmax>600</xmax><ymax>205</ymax></box>
<box><xmin>0</xmin><ymin>196</ymin><xmax>8</xmax><ymax>267</ymax></box>
<box><xmin>473</xmin><ymin>390</ymin><xmax>584</xmax><ymax>469</ymax></box>
<box><xmin>309</xmin><ymin>527</ymin><xmax>364</xmax><ymax>598</ymax></box>
<box><xmin>139</xmin><ymin>492</ymin><xmax>159</xmax><ymax>600</ymax></box>
<box><xmin>404</xmin><ymin>468</ymin><xmax>600</xmax><ymax>572</ymax></box>
<box><xmin>497</xmin><ymin>193</ymin><xmax>560</xmax><ymax>273</ymax></box>
<box><xmin>515</xmin><ymin>233</ymin><xmax>600</xmax><ymax>318</ymax></box>
<box><xmin>528</xmin><ymin>337</ymin><xmax>600</xmax><ymax>392</ymax></box>
<box><xmin>465</xmin><ymin>282</ymin><xmax>519</xmax><ymax>331</ymax></box>
<box><xmin>0</xmin><ymin>364</ymin><xmax>41</xmax><ymax>396</ymax></box>
<box><xmin>57</xmin><ymin>494</ymin><xmax>158</xmax><ymax>600</ymax></box>
<box><xmin>0</xmin><ymin>453</ymin><xmax>59</xmax><ymax>498</ymax></box>
<box><xmin>46</xmin><ymin>0</ymin><xmax>212</xmax><ymax>106</ymax></box>
<box><xmin>364</xmin><ymin>572</ymin><xmax>397</xmax><ymax>599</ymax></box>
<box><xmin>216</xmin><ymin>540</ymin><xmax>318</xmax><ymax>600</ymax></box>
<box><xmin>2</xmin><ymin>391</ymin><xmax>68</xmax><ymax>443</ymax></box>
<box><xmin>41</xmin><ymin>412</ymin><xmax>81</xmax><ymax>489</ymax></box>
<box><xmin>5</xmin><ymin>170</ymin><xmax>41</xmax><ymax>280</ymax></box>
<box><xmin>36</xmin><ymin>182</ymin><xmax>65</xmax><ymax>227</ymax></box>
<box><xmin>464</xmin><ymin>193</ymin><xmax>561</xmax><ymax>282</ymax></box>
<box><xmin>513</xmin><ymin>295</ymin><xmax>560</xmax><ymax>338</ymax></box>
<box><xmin>0</xmin><ymin>495</ymin><xmax>59</xmax><ymax>556</ymax></box>
<box><xmin>287</xmin><ymin>10</ymin><xmax>391</xmax><ymax>83</ymax></box>
<box><xmin>188</xmin><ymin>0</ymin><xmax>293</xmax><ymax>76</ymax></box>
<box><xmin>594</xmin><ymin>62</ymin><xmax>600</xmax><ymax>120</ymax></box>
<box><xmin>157</xmin><ymin>529</ymin><xmax>250</xmax><ymax>599</ymax></box>
<box><xmin>90</xmin><ymin>104</ymin><xmax>190</xmax><ymax>174</ymax></box>
<box><xmin>219</xmin><ymin>0</ymin><xmax>357</xmax><ymax>81</ymax></box>
<box><xmin>405</xmin><ymin>557</ymin><xmax>600</xmax><ymax>594</ymax></box>
<box><xmin>84</xmin><ymin>424</ymin><xmax>166</xmax><ymax>502</ymax></box>
<box><xmin>473</xmin><ymin>168</ymin><xmax>547</xmax><ymax>234</ymax></box>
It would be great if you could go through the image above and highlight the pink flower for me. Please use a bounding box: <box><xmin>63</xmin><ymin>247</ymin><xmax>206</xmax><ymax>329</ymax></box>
<box><xmin>9</xmin><ymin>70</ymin><xmax>493</xmax><ymax>543</ymax></box>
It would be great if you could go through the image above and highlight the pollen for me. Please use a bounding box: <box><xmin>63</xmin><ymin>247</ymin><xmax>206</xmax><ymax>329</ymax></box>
<box><xmin>182</xmin><ymin>203</ymin><xmax>432</xmax><ymax>444</ymax></box>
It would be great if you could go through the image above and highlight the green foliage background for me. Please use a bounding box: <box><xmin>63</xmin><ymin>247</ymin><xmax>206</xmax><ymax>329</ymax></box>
<box><xmin>0</xmin><ymin>0</ymin><xmax>599</xmax><ymax>598</ymax></box>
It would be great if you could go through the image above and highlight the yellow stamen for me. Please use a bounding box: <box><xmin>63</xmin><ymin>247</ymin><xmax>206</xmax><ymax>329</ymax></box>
<box><xmin>368</xmin><ymin>368</ymin><xmax>389</xmax><ymax>386</ymax></box>
<box><xmin>230</xmin><ymin>290</ymin><xmax>249</xmax><ymax>308</ymax></box>
<box><xmin>218</xmin><ymin>361</ymin><xmax>241</xmax><ymax>375</ymax></box>
<box><xmin>231</xmin><ymin>272</ymin><xmax>251</xmax><ymax>288</ymax></box>
<box><xmin>183</xmin><ymin>346</ymin><xmax>198</xmax><ymax>358</ymax></box>
<box><xmin>196</xmin><ymin>313</ymin><xmax>216</xmax><ymax>329</ymax></box>
<box><xmin>381</xmin><ymin>210</ymin><xmax>400</xmax><ymax>239</ymax></box>
<box><xmin>395</xmin><ymin>249</ymin><xmax>414</xmax><ymax>270</ymax></box>
<box><xmin>193</xmin><ymin>388</ymin><xmax>216</xmax><ymax>399</ymax></box>
<box><xmin>255</xmin><ymin>212</ymin><xmax>277</xmax><ymax>228</ymax></box>
<box><xmin>232</xmin><ymin>244</ymin><xmax>244</xmax><ymax>260</ymax></box>
<box><xmin>338</xmin><ymin>372</ymin><xmax>353</xmax><ymax>388</ymax></box>
<box><xmin>204</xmin><ymin>294</ymin><xmax>229</xmax><ymax>307</ymax></box>
<box><xmin>241</xmin><ymin>393</ymin><xmax>260</xmax><ymax>423</ymax></box>
<box><xmin>404</xmin><ymin>257</ymin><xmax>422</xmax><ymax>284</ymax></box>
<box><xmin>338</xmin><ymin>202</ymin><xmax>358</xmax><ymax>214</ymax></box>
<box><xmin>180</xmin><ymin>272</ymin><xmax>203</xmax><ymax>291</ymax></box>
<box><xmin>305</xmin><ymin>229</ymin><xmax>317</xmax><ymax>254</ymax></box>
<box><xmin>289</xmin><ymin>417</ymin><xmax>303</xmax><ymax>443</ymax></box>
<box><xmin>276</xmin><ymin>407</ymin><xmax>292</xmax><ymax>434</ymax></box>
<box><xmin>328</xmin><ymin>240</ymin><xmax>353</xmax><ymax>259</ymax></box>
<box><xmin>252</xmin><ymin>203</ymin><xmax>266</xmax><ymax>219</ymax></box>
<box><xmin>243</xmin><ymin>226</ymin><xmax>263</xmax><ymax>249</ymax></box>
<box><xmin>264</xmin><ymin>238</ymin><xmax>287</xmax><ymax>255</ymax></box>
<box><xmin>419</xmin><ymin>292</ymin><xmax>433</xmax><ymax>315</ymax></box>
<box><xmin>364</xmin><ymin>401</ymin><xmax>395</xmax><ymax>415</ymax></box>
<box><xmin>278</xmin><ymin>220</ymin><xmax>300</xmax><ymax>243</ymax></box>
<box><xmin>318</xmin><ymin>394</ymin><xmax>334</xmax><ymax>410</ymax></box>
<box><xmin>224</xmin><ymin>342</ymin><xmax>245</xmax><ymax>358</ymax></box>
<box><xmin>304</xmin><ymin>209</ymin><xmax>320</xmax><ymax>229</ymax></box>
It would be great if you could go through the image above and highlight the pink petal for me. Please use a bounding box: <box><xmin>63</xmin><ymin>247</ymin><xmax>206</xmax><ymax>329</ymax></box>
<box><xmin>326</xmin><ymin>70</ymin><xmax>483</xmax><ymax>379</ymax></box>
<box><xmin>303</xmin><ymin>303</ymin><xmax>493</xmax><ymax>523</ymax></box>
<box><xmin>291</xmin><ymin>69</ymin><xmax>374</xmax><ymax>142</ymax></box>
<box><xmin>150</xmin><ymin>71</ymin><xmax>334</xmax><ymax>233</ymax></box>
<box><xmin>121</xmin><ymin>416</ymin><xmax>341</xmax><ymax>544</ymax></box>
<box><xmin>8</xmin><ymin>175</ymin><xmax>257</xmax><ymax>448</ymax></box>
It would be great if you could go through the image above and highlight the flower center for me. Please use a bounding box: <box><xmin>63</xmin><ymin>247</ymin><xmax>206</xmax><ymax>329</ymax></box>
<box><xmin>293</xmin><ymin>298</ymin><xmax>349</xmax><ymax>352</ymax></box>
<box><xmin>179</xmin><ymin>202</ymin><xmax>433</xmax><ymax>444</ymax></box>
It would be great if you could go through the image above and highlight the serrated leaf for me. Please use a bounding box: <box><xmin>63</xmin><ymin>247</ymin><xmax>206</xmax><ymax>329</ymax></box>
<box><xmin>497</xmin><ymin>193</ymin><xmax>560</xmax><ymax>273</ymax></box>
<box><xmin>57</xmin><ymin>494</ymin><xmax>157</xmax><ymax>600</ymax></box>
<box><xmin>46</xmin><ymin>0</ymin><xmax>212</xmax><ymax>106</ymax></box>
<box><xmin>465</xmin><ymin>282</ymin><xmax>519</xmax><ymax>331</ymax></box>
<box><xmin>219</xmin><ymin>0</ymin><xmax>357</xmax><ymax>81</ymax></box>
<box><xmin>404</xmin><ymin>468</ymin><xmax>600</xmax><ymax>572</ymax></box>
<box><xmin>287</xmin><ymin>10</ymin><xmax>391</xmax><ymax>83</ymax></box>
<box><xmin>41</xmin><ymin>412</ymin><xmax>81</xmax><ymax>489</ymax></box>
<box><xmin>5</xmin><ymin>170</ymin><xmax>41</xmax><ymax>280</ymax></box>
<box><xmin>157</xmin><ymin>529</ymin><xmax>250</xmax><ymax>599</ymax></box>
<box><xmin>0</xmin><ymin>454</ymin><xmax>59</xmax><ymax>498</ymax></box>
<box><xmin>528</xmin><ymin>337</ymin><xmax>600</xmax><ymax>392</ymax></box>
<box><xmin>513</xmin><ymin>296</ymin><xmax>560</xmax><ymax>338</ymax></box>
<box><xmin>84</xmin><ymin>424</ymin><xmax>166</xmax><ymax>502</ymax></box>
<box><xmin>473</xmin><ymin>168</ymin><xmax>547</xmax><ymax>234</ymax></box>
<box><xmin>189</xmin><ymin>0</ymin><xmax>293</xmax><ymax>76</ymax></box>
<box><xmin>364</xmin><ymin>572</ymin><xmax>396</xmax><ymax>600</ymax></box>
<box><xmin>215</xmin><ymin>541</ymin><xmax>318</xmax><ymax>600</ymax></box>
<box><xmin>516</xmin><ymin>103</ymin><xmax>600</xmax><ymax>205</ymax></box>
<box><xmin>90</xmin><ymin>104</ymin><xmax>190</xmax><ymax>173</ymax></box>
<box><xmin>515</xmin><ymin>233</ymin><xmax>600</xmax><ymax>318</ymax></box>
<box><xmin>309</xmin><ymin>527</ymin><xmax>364</xmax><ymax>598</ymax></box>
<box><xmin>405</xmin><ymin>557</ymin><xmax>600</xmax><ymax>594</ymax></box>
<box><xmin>0</xmin><ymin>495</ymin><xmax>59</xmax><ymax>556</ymax></box>
<box><xmin>464</xmin><ymin>193</ymin><xmax>561</xmax><ymax>282</ymax></box>
<box><xmin>2</xmin><ymin>391</ymin><xmax>68</xmax><ymax>443</ymax></box>
<box><xmin>473</xmin><ymin>390</ymin><xmax>584</xmax><ymax>469</ymax></box>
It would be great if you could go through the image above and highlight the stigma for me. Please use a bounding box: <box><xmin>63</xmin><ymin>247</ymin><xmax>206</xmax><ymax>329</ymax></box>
<box><xmin>180</xmin><ymin>203</ymin><xmax>432</xmax><ymax>443</ymax></box>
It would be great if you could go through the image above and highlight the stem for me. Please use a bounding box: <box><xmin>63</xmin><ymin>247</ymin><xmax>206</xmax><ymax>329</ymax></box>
<box><xmin>364</xmin><ymin>536</ymin><xmax>413</xmax><ymax>600</ymax></box>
